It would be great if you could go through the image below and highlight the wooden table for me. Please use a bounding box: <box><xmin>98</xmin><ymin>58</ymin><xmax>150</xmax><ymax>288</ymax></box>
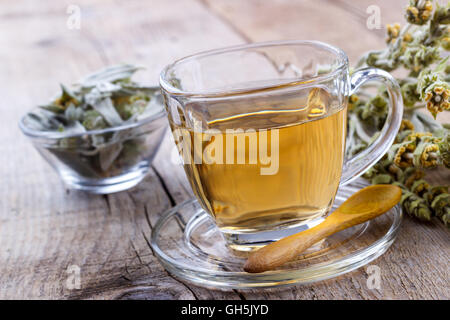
<box><xmin>1</xmin><ymin>0</ymin><xmax>448</xmax><ymax>299</ymax></box>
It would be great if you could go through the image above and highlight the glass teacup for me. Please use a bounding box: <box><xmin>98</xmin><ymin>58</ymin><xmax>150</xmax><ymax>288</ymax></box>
<box><xmin>160</xmin><ymin>40</ymin><xmax>402</xmax><ymax>251</ymax></box>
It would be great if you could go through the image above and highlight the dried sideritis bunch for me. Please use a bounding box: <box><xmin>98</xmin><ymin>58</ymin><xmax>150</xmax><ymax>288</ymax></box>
<box><xmin>350</xmin><ymin>0</ymin><xmax>449</xmax><ymax>226</ymax></box>
<box><xmin>23</xmin><ymin>65</ymin><xmax>164</xmax><ymax>179</ymax></box>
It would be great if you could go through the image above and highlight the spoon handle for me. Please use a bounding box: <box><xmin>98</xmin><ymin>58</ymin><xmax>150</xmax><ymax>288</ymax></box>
<box><xmin>244</xmin><ymin>217</ymin><xmax>339</xmax><ymax>273</ymax></box>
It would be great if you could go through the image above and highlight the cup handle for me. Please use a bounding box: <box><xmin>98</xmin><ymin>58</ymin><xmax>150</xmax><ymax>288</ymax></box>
<box><xmin>340</xmin><ymin>67</ymin><xmax>403</xmax><ymax>186</ymax></box>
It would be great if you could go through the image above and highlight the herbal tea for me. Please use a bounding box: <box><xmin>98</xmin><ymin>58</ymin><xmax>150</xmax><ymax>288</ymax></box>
<box><xmin>170</xmin><ymin>88</ymin><xmax>347</xmax><ymax>232</ymax></box>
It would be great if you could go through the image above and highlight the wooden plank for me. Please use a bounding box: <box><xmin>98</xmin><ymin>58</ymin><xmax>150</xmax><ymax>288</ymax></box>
<box><xmin>0</xmin><ymin>0</ymin><xmax>448</xmax><ymax>300</ymax></box>
<box><xmin>0</xmin><ymin>0</ymin><xmax>245</xmax><ymax>299</ymax></box>
<box><xmin>200</xmin><ymin>0</ymin><xmax>384</xmax><ymax>62</ymax></box>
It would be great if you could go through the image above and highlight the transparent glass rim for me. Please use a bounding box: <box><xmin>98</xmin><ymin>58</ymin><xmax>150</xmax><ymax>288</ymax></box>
<box><xmin>18</xmin><ymin>101</ymin><xmax>167</xmax><ymax>140</ymax></box>
<box><xmin>159</xmin><ymin>40</ymin><xmax>349</xmax><ymax>98</ymax></box>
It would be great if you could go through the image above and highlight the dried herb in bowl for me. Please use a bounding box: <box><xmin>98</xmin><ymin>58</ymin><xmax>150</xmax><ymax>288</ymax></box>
<box><xmin>20</xmin><ymin>64</ymin><xmax>167</xmax><ymax>193</ymax></box>
<box><xmin>28</xmin><ymin>64</ymin><xmax>163</xmax><ymax>133</ymax></box>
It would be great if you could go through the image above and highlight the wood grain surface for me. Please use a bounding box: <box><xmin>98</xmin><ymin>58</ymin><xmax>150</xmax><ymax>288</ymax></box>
<box><xmin>0</xmin><ymin>0</ymin><xmax>448</xmax><ymax>299</ymax></box>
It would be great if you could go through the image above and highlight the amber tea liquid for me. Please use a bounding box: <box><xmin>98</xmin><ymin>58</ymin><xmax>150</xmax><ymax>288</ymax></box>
<box><xmin>170</xmin><ymin>88</ymin><xmax>347</xmax><ymax>233</ymax></box>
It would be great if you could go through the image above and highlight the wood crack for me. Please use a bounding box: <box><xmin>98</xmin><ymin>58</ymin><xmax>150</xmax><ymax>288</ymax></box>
<box><xmin>141</xmin><ymin>229</ymin><xmax>200</xmax><ymax>300</ymax></box>
<box><xmin>197</xmin><ymin>0</ymin><xmax>251</xmax><ymax>43</ymax></box>
<box><xmin>103</xmin><ymin>194</ymin><xmax>112</xmax><ymax>215</ymax></box>
<box><xmin>83</xmin><ymin>30</ymin><xmax>110</xmax><ymax>66</ymax></box>
<box><xmin>152</xmin><ymin>165</ymin><xmax>176</xmax><ymax>207</ymax></box>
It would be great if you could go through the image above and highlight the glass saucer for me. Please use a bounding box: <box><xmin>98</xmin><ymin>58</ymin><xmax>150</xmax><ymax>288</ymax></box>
<box><xmin>150</xmin><ymin>182</ymin><xmax>402</xmax><ymax>289</ymax></box>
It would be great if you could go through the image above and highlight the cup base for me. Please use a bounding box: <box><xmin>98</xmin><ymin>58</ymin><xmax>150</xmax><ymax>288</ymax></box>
<box><xmin>219</xmin><ymin>215</ymin><xmax>326</xmax><ymax>252</ymax></box>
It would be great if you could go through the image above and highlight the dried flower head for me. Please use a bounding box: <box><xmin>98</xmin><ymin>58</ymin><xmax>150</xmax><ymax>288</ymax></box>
<box><xmin>419</xmin><ymin>143</ymin><xmax>440</xmax><ymax>167</ymax></box>
<box><xmin>400</xmin><ymin>119</ymin><xmax>415</xmax><ymax>131</ymax></box>
<box><xmin>347</xmin><ymin>94</ymin><xmax>361</xmax><ymax>111</ymax></box>
<box><xmin>423</xmin><ymin>81</ymin><xmax>450</xmax><ymax>118</ymax></box>
<box><xmin>411</xmin><ymin>178</ymin><xmax>430</xmax><ymax>196</ymax></box>
<box><xmin>389</xmin><ymin>132</ymin><xmax>443</xmax><ymax>169</ymax></box>
<box><xmin>403</xmin><ymin>32</ymin><xmax>414</xmax><ymax>43</ymax></box>
<box><xmin>406</xmin><ymin>0</ymin><xmax>433</xmax><ymax>25</ymax></box>
<box><xmin>393</xmin><ymin>143</ymin><xmax>415</xmax><ymax>168</ymax></box>
<box><xmin>408</xmin><ymin>132</ymin><xmax>442</xmax><ymax>168</ymax></box>
<box><xmin>386</xmin><ymin>23</ymin><xmax>401</xmax><ymax>44</ymax></box>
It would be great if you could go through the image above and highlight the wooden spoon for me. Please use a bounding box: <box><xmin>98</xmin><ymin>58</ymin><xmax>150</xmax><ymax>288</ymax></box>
<box><xmin>244</xmin><ymin>185</ymin><xmax>402</xmax><ymax>273</ymax></box>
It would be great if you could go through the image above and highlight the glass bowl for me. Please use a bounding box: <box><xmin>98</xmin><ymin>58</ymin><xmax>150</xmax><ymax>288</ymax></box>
<box><xmin>19</xmin><ymin>89</ymin><xmax>168</xmax><ymax>194</ymax></box>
